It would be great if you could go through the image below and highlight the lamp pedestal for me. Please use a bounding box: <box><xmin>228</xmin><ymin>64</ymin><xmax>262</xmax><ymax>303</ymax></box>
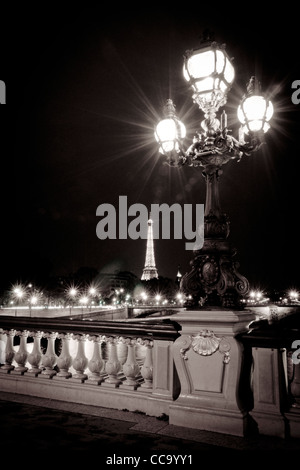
<box><xmin>170</xmin><ymin>309</ymin><xmax>255</xmax><ymax>436</ymax></box>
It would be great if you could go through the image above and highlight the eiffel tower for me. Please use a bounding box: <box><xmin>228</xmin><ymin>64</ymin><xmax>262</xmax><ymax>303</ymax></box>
<box><xmin>141</xmin><ymin>216</ymin><xmax>158</xmax><ymax>281</ymax></box>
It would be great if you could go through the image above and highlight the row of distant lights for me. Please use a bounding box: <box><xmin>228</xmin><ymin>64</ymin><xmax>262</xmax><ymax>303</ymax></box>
<box><xmin>138</xmin><ymin>291</ymin><xmax>186</xmax><ymax>305</ymax></box>
<box><xmin>281</xmin><ymin>290</ymin><xmax>299</xmax><ymax>303</ymax></box>
<box><xmin>9</xmin><ymin>284</ymin><xmax>300</xmax><ymax>307</ymax></box>
<box><xmin>12</xmin><ymin>284</ymin><xmax>40</xmax><ymax>305</ymax></box>
<box><xmin>66</xmin><ymin>286</ymin><xmax>102</xmax><ymax>306</ymax></box>
<box><xmin>9</xmin><ymin>284</ymin><xmax>186</xmax><ymax>308</ymax></box>
<box><xmin>10</xmin><ymin>283</ymin><xmax>103</xmax><ymax>307</ymax></box>
<box><xmin>247</xmin><ymin>289</ymin><xmax>299</xmax><ymax>303</ymax></box>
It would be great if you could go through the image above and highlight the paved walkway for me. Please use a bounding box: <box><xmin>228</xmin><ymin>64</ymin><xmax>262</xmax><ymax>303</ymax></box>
<box><xmin>0</xmin><ymin>392</ymin><xmax>299</xmax><ymax>466</ymax></box>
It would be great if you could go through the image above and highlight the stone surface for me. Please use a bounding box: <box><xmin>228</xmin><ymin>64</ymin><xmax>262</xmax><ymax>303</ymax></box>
<box><xmin>0</xmin><ymin>393</ymin><xmax>299</xmax><ymax>465</ymax></box>
<box><xmin>169</xmin><ymin>309</ymin><xmax>255</xmax><ymax>436</ymax></box>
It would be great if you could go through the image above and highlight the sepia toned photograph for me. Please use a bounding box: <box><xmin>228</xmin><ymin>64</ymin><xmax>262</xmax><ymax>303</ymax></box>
<box><xmin>0</xmin><ymin>4</ymin><xmax>299</xmax><ymax>466</ymax></box>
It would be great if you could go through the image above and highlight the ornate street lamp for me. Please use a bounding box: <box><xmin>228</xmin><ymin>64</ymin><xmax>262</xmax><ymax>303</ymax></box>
<box><xmin>155</xmin><ymin>38</ymin><xmax>274</xmax><ymax>309</ymax></box>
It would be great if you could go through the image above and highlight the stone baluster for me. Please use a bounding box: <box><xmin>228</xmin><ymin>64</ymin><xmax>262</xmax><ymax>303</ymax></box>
<box><xmin>27</xmin><ymin>331</ymin><xmax>43</xmax><ymax>375</ymax></box>
<box><xmin>41</xmin><ymin>332</ymin><xmax>58</xmax><ymax>378</ymax></box>
<box><xmin>0</xmin><ymin>329</ymin><xmax>16</xmax><ymax>372</ymax></box>
<box><xmin>12</xmin><ymin>330</ymin><xmax>29</xmax><ymax>374</ymax></box>
<box><xmin>140</xmin><ymin>340</ymin><xmax>153</xmax><ymax>389</ymax></box>
<box><xmin>99</xmin><ymin>338</ymin><xmax>108</xmax><ymax>380</ymax></box>
<box><xmin>121</xmin><ymin>338</ymin><xmax>140</xmax><ymax>390</ymax></box>
<box><xmin>56</xmin><ymin>333</ymin><xmax>72</xmax><ymax>379</ymax></box>
<box><xmin>87</xmin><ymin>335</ymin><xmax>103</xmax><ymax>384</ymax></box>
<box><xmin>117</xmin><ymin>339</ymin><xmax>128</xmax><ymax>367</ymax></box>
<box><xmin>72</xmin><ymin>334</ymin><xmax>88</xmax><ymax>382</ymax></box>
<box><xmin>103</xmin><ymin>337</ymin><xmax>122</xmax><ymax>387</ymax></box>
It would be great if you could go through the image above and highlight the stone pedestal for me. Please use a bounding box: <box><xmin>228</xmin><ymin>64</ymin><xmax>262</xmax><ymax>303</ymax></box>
<box><xmin>250</xmin><ymin>347</ymin><xmax>287</xmax><ymax>438</ymax></box>
<box><xmin>169</xmin><ymin>309</ymin><xmax>255</xmax><ymax>436</ymax></box>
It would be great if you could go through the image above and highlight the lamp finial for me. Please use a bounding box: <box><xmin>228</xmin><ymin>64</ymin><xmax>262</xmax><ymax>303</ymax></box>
<box><xmin>246</xmin><ymin>76</ymin><xmax>261</xmax><ymax>96</ymax></box>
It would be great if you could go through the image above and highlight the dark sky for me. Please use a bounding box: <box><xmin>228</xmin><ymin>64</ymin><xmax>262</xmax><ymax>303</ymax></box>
<box><xmin>1</xmin><ymin>5</ymin><xmax>299</xmax><ymax>293</ymax></box>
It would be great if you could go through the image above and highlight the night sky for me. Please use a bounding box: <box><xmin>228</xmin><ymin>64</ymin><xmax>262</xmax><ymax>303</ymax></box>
<box><xmin>1</xmin><ymin>6</ymin><xmax>299</xmax><ymax>294</ymax></box>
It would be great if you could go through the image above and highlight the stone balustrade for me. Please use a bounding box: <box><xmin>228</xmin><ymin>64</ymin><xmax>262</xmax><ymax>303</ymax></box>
<box><xmin>0</xmin><ymin>329</ymin><xmax>153</xmax><ymax>386</ymax></box>
<box><xmin>0</xmin><ymin>310</ymin><xmax>300</xmax><ymax>439</ymax></box>
<box><xmin>0</xmin><ymin>316</ymin><xmax>180</xmax><ymax>418</ymax></box>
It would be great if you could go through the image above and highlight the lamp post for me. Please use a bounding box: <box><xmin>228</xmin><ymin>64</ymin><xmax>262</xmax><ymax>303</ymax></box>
<box><xmin>155</xmin><ymin>37</ymin><xmax>273</xmax><ymax>309</ymax></box>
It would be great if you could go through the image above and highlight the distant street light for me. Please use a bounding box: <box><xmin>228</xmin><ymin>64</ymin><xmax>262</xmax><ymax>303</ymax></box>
<box><xmin>141</xmin><ymin>292</ymin><xmax>148</xmax><ymax>304</ymax></box>
<box><xmin>155</xmin><ymin>35</ymin><xmax>274</xmax><ymax>308</ymax></box>
<box><xmin>176</xmin><ymin>292</ymin><xmax>184</xmax><ymax>305</ymax></box>
<box><xmin>30</xmin><ymin>295</ymin><xmax>38</xmax><ymax>305</ymax></box>
<box><xmin>12</xmin><ymin>284</ymin><xmax>26</xmax><ymax>303</ymax></box>
<box><xmin>289</xmin><ymin>290</ymin><xmax>299</xmax><ymax>304</ymax></box>
<box><xmin>66</xmin><ymin>286</ymin><xmax>79</xmax><ymax>314</ymax></box>
<box><xmin>79</xmin><ymin>296</ymin><xmax>89</xmax><ymax>304</ymax></box>
<box><xmin>69</xmin><ymin>288</ymin><xmax>78</xmax><ymax>297</ymax></box>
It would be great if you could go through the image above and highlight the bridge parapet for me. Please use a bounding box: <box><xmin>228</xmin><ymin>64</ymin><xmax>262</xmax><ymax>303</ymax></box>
<box><xmin>0</xmin><ymin>316</ymin><xmax>180</xmax><ymax>417</ymax></box>
<box><xmin>1</xmin><ymin>309</ymin><xmax>300</xmax><ymax>439</ymax></box>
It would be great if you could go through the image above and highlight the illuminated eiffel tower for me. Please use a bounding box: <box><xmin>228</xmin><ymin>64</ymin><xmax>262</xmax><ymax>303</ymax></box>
<box><xmin>141</xmin><ymin>216</ymin><xmax>158</xmax><ymax>281</ymax></box>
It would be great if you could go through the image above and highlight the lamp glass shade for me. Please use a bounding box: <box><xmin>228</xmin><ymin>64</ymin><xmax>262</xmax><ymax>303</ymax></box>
<box><xmin>183</xmin><ymin>50</ymin><xmax>215</xmax><ymax>79</ymax></box>
<box><xmin>216</xmin><ymin>50</ymin><xmax>225</xmax><ymax>74</ymax></box>
<box><xmin>155</xmin><ymin>117</ymin><xmax>186</xmax><ymax>154</ymax></box>
<box><xmin>183</xmin><ymin>45</ymin><xmax>234</xmax><ymax>112</ymax></box>
<box><xmin>196</xmin><ymin>77</ymin><xmax>216</xmax><ymax>94</ymax></box>
<box><xmin>237</xmin><ymin>95</ymin><xmax>274</xmax><ymax>133</ymax></box>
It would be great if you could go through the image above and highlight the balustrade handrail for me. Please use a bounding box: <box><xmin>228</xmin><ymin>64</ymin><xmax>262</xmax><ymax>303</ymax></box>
<box><xmin>0</xmin><ymin>315</ymin><xmax>181</xmax><ymax>341</ymax></box>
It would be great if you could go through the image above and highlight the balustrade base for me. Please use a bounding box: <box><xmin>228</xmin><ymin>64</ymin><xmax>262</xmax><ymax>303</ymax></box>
<box><xmin>141</xmin><ymin>381</ymin><xmax>152</xmax><ymax>389</ymax></box>
<box><xmin>68</xmin><ymin>376</ymin><xmax>88</xmax><ymax>384</ymax></box>
<box><xmin>101</xmin><ymin>381</ymin><xmax>121</xmax><ymax>388</ymax></box>
<box><xmin>40</xmin><ymin>371</ymin><xmax>57</xmax><ymax>379</ymax></box>
<box><xmin>170</xmin><ymin>403</ymin><xmax>247</xmax><ymax>437</ymax></box>
<box><xmin>53</xmin><ymin>373</ymin><xmax>72</xmax><ymax>380</ymax></box>
<box><xmin>250</xmin><ymin>411</ymin><xmax>287</xmax><ymax>438</ymax></box>
<box><xmin>121</xmin><ymin>382</ymin><xmax>139</xmax><ymax>391</ymax></box>
<box><xmin>138</xmin><ymin>385</ymin><xmax>153</xmax><ymax>392</ymax></box>
<box><xmin>0</xmin><ymin>366</ymin><xmax>14</xmax><ymax>374</ymax></box>
<box><xmin>27</xmin><ymin>369</ymin><xmax>42</xmax><ymax>377</ymax></box>
<box><xmin>121</xmin><ymin>375</ymin><xmax>144</xmax><ymax>390</ymax></box>
<box><xmin>0</xmin><ymin>372</ymin><xmax>168</xmax><ymax>417</ymax></box>
<box><xmin>86</xmin><ymin>377</ymin><xmax>104</xmax><ymax>385</ymax></box>
<box><xmin>11</xmin><ymin>367</ymin><xmax>28</xmax><ymax>375</ymax></box>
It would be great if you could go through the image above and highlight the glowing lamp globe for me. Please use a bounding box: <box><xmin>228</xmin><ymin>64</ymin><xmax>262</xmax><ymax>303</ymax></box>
<box><xmin>238</xmin><ymin>95</ymin><xmax>274</xmax><ymax>134</ymax></box>
<box><xmin>154</xmin><ymin>99</ymin><xmax>186</xmax><ymax>155</ymax></box>
<box><xmin>183</xmin><ymin>42</ymin><xmax>235</xmax><ymax>112</ymax></box>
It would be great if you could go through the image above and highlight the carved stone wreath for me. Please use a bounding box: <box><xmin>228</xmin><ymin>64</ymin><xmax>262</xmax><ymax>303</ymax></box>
<box><xmin>180</xmin><ymin>329</ymin><xmax>231</xmax><ymax>364</ymax></box>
